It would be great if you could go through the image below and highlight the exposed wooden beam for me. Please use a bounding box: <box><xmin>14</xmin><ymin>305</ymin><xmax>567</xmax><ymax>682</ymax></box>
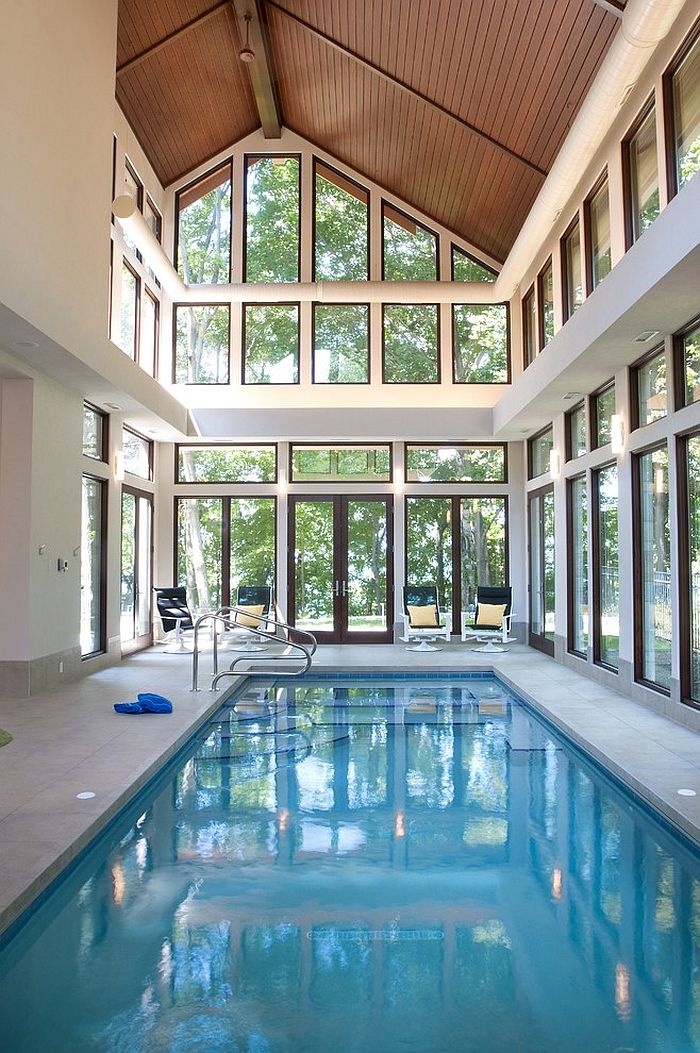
<box><xmin>592</xmin><ymin>0</ymin><xmax>625</xmax><ymax>17</ymax></box>
<box><xmin>117</xmin><ymin>1</ymin><xmax>231</xmax><ymax>76</ymax></box>
<box><xmin>264</xmin><ymin>0</ymin><xmax>548</xmax><ymax>179</ymax></box>
<box><xmin>231</xmin><ymin>0</ymin><xmax>282</xmax><ymax>138</ymax></box>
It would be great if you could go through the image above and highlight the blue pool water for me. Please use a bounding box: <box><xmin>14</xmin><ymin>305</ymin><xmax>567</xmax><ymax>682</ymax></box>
<box><xmin>3</xmin><ymin>675</ymin><xmax>700</xmax><ymax>1052</ymax></box>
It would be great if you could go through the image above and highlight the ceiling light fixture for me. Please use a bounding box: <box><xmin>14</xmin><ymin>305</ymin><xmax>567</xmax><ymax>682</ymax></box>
<box><xmin>239</xmin><ymin>13</ymin><xmax>255</xmax><ymax>63</ymax></box>
<box><xmin>634</xmin><ymin>330</ymin><xmax>660</xmax><ymax>343</ymax></box>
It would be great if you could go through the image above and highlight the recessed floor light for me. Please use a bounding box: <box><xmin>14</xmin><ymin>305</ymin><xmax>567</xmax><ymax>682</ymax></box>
<box><xmin>76</xmin><ymin>791</ymin><xmax>96</xmax><ymax>799</ymax></box>
<box><xmin>677</xmin><ymin>788</ymin><xmax>697</xmax><ymax>797</ymax></box>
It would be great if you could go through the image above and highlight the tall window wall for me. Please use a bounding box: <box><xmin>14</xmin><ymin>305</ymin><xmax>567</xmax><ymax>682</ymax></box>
<box><xmin>594</xmin><ymin>464</ymin><xmax>619</xmax><ymax>670</ymax></box>
<box><xmin>634</xmin><ymin>446</ymin><xmax>671</xmax><ymax>692</ymax></box>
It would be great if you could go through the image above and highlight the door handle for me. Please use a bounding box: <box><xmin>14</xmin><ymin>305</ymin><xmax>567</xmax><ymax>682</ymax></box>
<box><xmin>341</xmin><ymin>581</ymin><xmax>347</xmax><ymax>597</ymax></box>
<box><xmin>334</xmin><ymin>580</ymin><xmax>340</xmax><ymax>597</ymax></box>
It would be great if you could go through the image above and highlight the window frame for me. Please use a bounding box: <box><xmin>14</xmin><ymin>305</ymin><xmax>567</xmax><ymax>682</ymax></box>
<box><xmin>122</xmin><ymin>425</ymin><xmax>154</xmax><ymax>482</ymax></box>
<box><xmin>312</xmin><ymin>157</ymin><xmax>369</xmax><ymax>283</ymax></box>
<box><xmin>565</xmin><ymin>400</ymin><xmax>587</xmax><ymax>462</ymax></box>
<box><xmin>537</xmin><ymin>256</ymin><xmax>554</xmax><ymax>351</ymax></box>
<box><xmin>140</xmin><ymin>286</ymin><xmax>159</xmax><ymax>378</ymax></box>
<box><xmin>522</xmin><ymin>283</ymin><xmax>537</xmax><ymax>370</ymax></box>
<box><xmin>81</xmin><ymin>473</ymin><xmax>108</xmax><ymax>661</ymax></box>
<box><xmin>175</xmin><ymin>443</ymin><xmax>279</xmax><ymax>485</ymax></box>
<box><xmin>621</xmin><ymin>96</ymin><xmax>657</xmax><ymax>251</ymax></box>
<box><xmin>630</xmin><ymin>343</ymin><xmax>666</xmax><ymax>431</ymax></box>
<box><xmin>172</xmin><ymin>301</ymin><xmax>232</xmax><ymax>386</ymax></box>
<box><xmin>241</xmin><ymin>301</ymin><xmax>301</xmax><ymax>386</ymax></box>
<box><xmin>311</xmin><ymin>301</ymin><xmax>371</xmax><ymax>385</ymax></box>
<box><xmin>450</xmin><ymin>244</ymin><xmax>497</xmax><ymax>282</ymax></box>
<box><xmin>381</xmin><ymin>303</ymin><xmax>441</xmax><ymax>385</ymax></box>
<box><xmin>673</xmin><ymin>312</ymin><xmax>700</xmax><ymax>411</ymax></box>
<box><xmin>566</xmin><ymin>471</ymin><xmax>589</xmax><ymax>660</ymax></box>
<box><xmin>663</xmin><ymin>17</ymin><xmax>700</xmax><ymax>202</ymax></box>
<box><xmin>381</xmin><ymin>200</ymin><xmax>440</xmax><ymax>281</ymax></box>
<box><xmin>403</xmin><ymin>442</ymin><xmax>508</xmax><ymax>484</ymax></box>
<box><xmin>560</xmin><ymin>214</ymin><xmax>582</xmax><ymax>323</ymax></box>
<box><xmin>119</xmin><ymin>256</ymin><xmax>140</xmax><ymax>361</ymax></box>
<box><xmin>174</xmin><ymin>158</ymin><xmax>233</xmax><ymax>283</ymax></box>
<box><xmin>676</xmin><ymin>428</ymin><xmax>700</xmax><ymax>708</ymax></box>
<box><xmin>583</xmin><ymin>170</ymin><xmax>610</xmax><ymax>296</ymax></box>
<box><xmin>591</xmin><ymin>459</ymin><xmax>619</xmax><ymax>673</ymax></box>
<box><xmin>289</xmin><ymin>442</ymin><xmax>393</xmax><ymax>484</ymax></box>
<box><xmin>451</xmin><ymin>301</ymin><xmax>511</xmax><ymax>385</ymax></box>
<box><xmin>590</xmin><ymin>379</ymin><xmax>616</xmax><ymax>451</ymax></box>
<box><xmin>243</xmin><ymin>153</ymin><xmax>301</xmax><ymax>284</ymax></box>
<box><xmin>527</xmin><ymin>424</ymin><xmax>554</xmax><ymax>481</ymax></box>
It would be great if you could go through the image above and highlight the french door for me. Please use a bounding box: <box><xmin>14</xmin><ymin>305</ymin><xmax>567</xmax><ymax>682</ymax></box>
<box><xmin>288</xmin><ymin>495</ymin><xmax>393</xmax><ymax>643</ymax></box>
<box><xmin>528</xmin><ymin>485</ymin><xmax>555</xmax><ymax>655</ymax></box>
<box><xmin>121</xmin><ymin>487</ymin><xmax>153</xmax><ymax>653</ymax></box>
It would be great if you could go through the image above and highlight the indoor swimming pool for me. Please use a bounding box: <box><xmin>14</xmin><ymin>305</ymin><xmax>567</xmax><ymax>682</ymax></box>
<box><xmin>2</xmin><ymin>673</ymin><xmax>700</xmax><ymax>1052</ymax></box>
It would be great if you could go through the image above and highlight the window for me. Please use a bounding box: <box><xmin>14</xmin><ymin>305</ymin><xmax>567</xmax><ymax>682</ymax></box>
<box><xmin>382</xmin><ymin>203</ymin><xmax>437</xmax><ymax>280</ymax></box>
<box><xmin>176</xmin><ymin>497</ymin><xmax>222</xmax><ymax>611</ymax></box>
<box><xmin>174</xmin><ymin>304</ymin><xmax>230</xmax><ymax>384</ymax></box>
<box><xmin>585</xmin><ymin>174</ymin><xmax>611</xmax><ymax>292</ymax></box>
<box><xmin>119</xmin><ymin>260</ymin><xmax>138</xmax><ymax>359</ymax></box>
<box><xmin>290</xmin><ymin>445</ymin><xmax>391</xmax><ymax>483</ymax></box>
<box><xmin>528</xmin><ymin>487</ymin><xmax>555</xmax><ymax>655</ymax></box>
<box><xmin>314</xmin><ymin>161</ymin><xmax>368</xmax><ymax>280</ymax></box>
<box><xmin>382</xmin><ymin>305</ymin><xmax>439</xmax><ymax>383</ymax></box>
<box><xmin>123</xmin><ymin>158</ymin><xmax>143</xmax><ymax>259</ymax></box>
<box><xmin>82</xmin><ymin>404</ymin><xmax>107</xmax><ymax>461</ymax></box>
<box><xmin>81</xmin><ymin>476</ymin><xmax>106</xmax><ymax>658</ymax></box>
<box><xmin>144</xmin><ymin>195</ymin><xmax>162</xmax><ymax>243</ymax></box>
<box><xmin>561</xmin><ymin>216</ymin><xmax>583</xmax><ymax>321</ymax></box>
<box><xmin>405</xmin><ymin>444</ymin><xmax>506</xmax><ymax>482</ymax></box>
<box><xmin>677</xmin><ymin>318</ymin><xmax>700</xmax><ymax>408</ymax></box>
<box><xmin>176</xmin><ymin>162</ymin><xmax>232</xmax><ymax>284</ymax></box>
<box><xmin>528</xmin><ymin>427</ymin><xmax>554</xmax><ymax>480</ymax></box>
<box><xmin>568</xmin><ymin>475</ymin><xmax>589</xmax><ymax>657</ymax></box>
<box><xmin>681</xmin><ymin>433</ymin><xmax>700</xmax><ymax>704</ymax></box>
<box><xmin>634</xmin><ymin>445</ymin><xmax>671</xmax><ymax>692</ymax></box>
<box><xmin>313</xmin><ymin>304</ymin><xmax>369</xmax><ymax>383</ymax></box>
<box><xmin>122</xmin><ymin>428</ymin><xmax>152</xmax><ymax>480</ymax></box>
<box><xmin>451</xmin><ymin>246</ymin><xmax>496</xmax><ymax>283</ymax></box>
<box><xmin>177</xmin><ymin>445</ymin><xmax>277</xmax><ymax>484</ymax></box>
<box><xmin>453</xmin><ymin>304</ymin><xmax>509</xmax><ymax>383</ymax></box>
<box><xmin>245</xmin><ymin>155</ymin><xmax>300</xmax><ymax>282</ymax></box>
<box><xmin>665</xmin><ymin>27</ymin><xmax>700</xmax><ymax>196</ymax></box>
<box><xmin>140</xmin><ymin>290</ymin><xmax>158</xmax><ymax>377</ymax></box>
<box><xmin>243</xmin><ymin>304</ymin><xmax>299</xmax><ymax>385</ymax></box>
<box><xmin>594</xmin><ymin>463</ymin><xmax>619</xmax><ymax>670</ymax></box>
<box><xmin>592</xmin><ymin>383</ymin><xmax>615</xmax><ymax>449</ymax></box>
<box><xmin>538</xmin><ymin>258</ymin><xmax>554</xmax><ymax>348</ymax></box>
<box><xmin>632</xmin><ymin>346</ymin><xmax>666</xmax><ymax>428</ymax></box>
<box><xmin>623</xmin><ymin>104</ymin><xmax>660</xmax><ymax>247</ymax></box>
<box><xmin>566</xmin><ymin>402</ymin><xmax>587</xmax><ymax>461</ymax></box>
<box><xmin>522</xmin><ymin>285</ymin><xmax>537</xmax><ymax>368</ymax></box>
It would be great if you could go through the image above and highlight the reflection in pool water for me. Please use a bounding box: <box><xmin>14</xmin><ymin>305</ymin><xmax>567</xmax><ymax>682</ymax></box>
<box><xmin>2</xmin><ymin>677</ymin><xmax>700</xmax><ymax>1052</ymax></box>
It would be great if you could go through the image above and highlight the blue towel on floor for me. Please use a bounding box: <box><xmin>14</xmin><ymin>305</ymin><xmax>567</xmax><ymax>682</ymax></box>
<box><xmin>114</xmin><ymin>694</ymin><xmax>173</xmax><ymax>715</ymax></box>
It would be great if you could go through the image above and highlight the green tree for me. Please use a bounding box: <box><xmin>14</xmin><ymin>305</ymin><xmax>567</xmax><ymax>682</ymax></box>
<box><xmin>246</xmin><ymin>157</ymin><xmax>300</xmax><ymax>282</ymax></box>
<box><xmin>453</xmin><ymin>305</ymin><xmax>508</xmax><ymax>383</ymax></box>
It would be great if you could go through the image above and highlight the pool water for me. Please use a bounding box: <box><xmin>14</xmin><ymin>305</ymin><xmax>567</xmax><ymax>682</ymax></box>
<box><xmin>3</xmin><ymin>675</ymin><xmax>700</xmax><ymax>1052</ymax></box>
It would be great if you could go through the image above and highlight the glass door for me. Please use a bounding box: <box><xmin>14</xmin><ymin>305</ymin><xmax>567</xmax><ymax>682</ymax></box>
<box><xmin>289</xmin><ymin>496</ymin><xmax>393</xmax><ymax>643</ymax></box>
<box><xmin>528</xmin><ymin>486</ymin><xmax>555</xmax><ymax>655</ymax></box>
<box><xmin>121</xmin><ymin>487</ymin><xmax>153</xmax><ymax>653</ymax></box>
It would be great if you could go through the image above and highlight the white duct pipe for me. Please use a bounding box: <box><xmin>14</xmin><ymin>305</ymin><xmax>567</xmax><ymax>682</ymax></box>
<box><xmin>493</xmin><ymin>0</ymin><xmax>687</xmax><ymax>299</ymax></box>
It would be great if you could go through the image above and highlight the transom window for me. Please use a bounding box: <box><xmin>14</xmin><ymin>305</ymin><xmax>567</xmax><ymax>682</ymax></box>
<box><xmin>290</xmin><ymin>445</ymin><xmax>391</xmax><ymax>483</ymax></box>
<box><xmin>451</xmin><ymin>246</ymin><xmax>496</xmax><ymax>283</ymax></box>
<box><xmin>405</xmin><ymin>444</ymin><xmax>506</xmax><ymax>483</ymax></box>
<box><xmin>382</xmin><ymin>203</ymin><xmax>438</xmax><ymax>280</ymax></box>
<box><xmin>177</xmin><ymin>445</ymin><xmax>277</xmax><ymax>484</ymax></box>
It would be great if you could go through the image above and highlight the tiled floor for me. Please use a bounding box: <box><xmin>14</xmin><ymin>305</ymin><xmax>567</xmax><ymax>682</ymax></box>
<box><xmin>3</xmin><ymin>639</ymin><xmax>700</xmax><ymax>938</ymax></box>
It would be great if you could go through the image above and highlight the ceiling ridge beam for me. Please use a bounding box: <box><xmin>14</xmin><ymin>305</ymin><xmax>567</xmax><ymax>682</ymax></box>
<box><xmin>232</xmin><ymin>0</ymin><xmax>282</xmax><ymax>138</ymax></box>
<box><xmin>117</xmin><ymin>1</ymin><xmax>231</xmax><ymax>76</ymax></box>
<box><xmin>264</xmin><ymin>0</ymin><xmax>548</xmax><ymax>178</ymax></box>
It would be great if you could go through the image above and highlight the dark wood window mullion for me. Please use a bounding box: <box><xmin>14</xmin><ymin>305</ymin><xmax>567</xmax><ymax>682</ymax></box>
<box><xmin>451</xmin><ymin>495</ymin><xmax>461</xmax><ymax>637</ymax></box>
<box><xmin>221</xmin><ymin>499</ymin><xmax>232</xmax><ymax>611</ymax></box>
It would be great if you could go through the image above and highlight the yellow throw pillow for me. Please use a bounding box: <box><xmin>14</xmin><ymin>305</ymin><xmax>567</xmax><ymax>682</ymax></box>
<box><xmin>235</xmin><ymin>603</ymin><xmax>265</xmax><ymax>628</ymax></box>
<box><xmin>407</xmin><ymin>603</ymin><xmax>439</xmax><ymax>628</ymax></box>
<box><xmin>475</xmin><ymin>602</ymin><xmax>506</xmax><ymax>628</ymax></box>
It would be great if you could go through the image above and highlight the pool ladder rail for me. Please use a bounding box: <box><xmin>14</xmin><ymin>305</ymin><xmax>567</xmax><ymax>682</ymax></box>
<box><xmin>190</xmin><ymin>606</ymin><xmax>317</xmax><ymax>692</ymax></box>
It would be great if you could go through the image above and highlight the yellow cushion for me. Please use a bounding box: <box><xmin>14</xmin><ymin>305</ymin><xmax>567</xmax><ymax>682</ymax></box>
<box><xmin>476</xmin><ymin>602</ymin><xmax>506</xmax><ymax>628</ymax></box>
<box><xmin>235</xmin><ymin>603</ymin><xmax>265</xmax><ymax>628</ymax></box>
<box><xmin>407</xmin><ymin>603</ymin><xmax>439</xmax><ymax>628</ymax></box>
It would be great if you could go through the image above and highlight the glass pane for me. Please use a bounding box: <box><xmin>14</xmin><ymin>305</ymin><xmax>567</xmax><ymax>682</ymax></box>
<box><xmin>290</xmin><ymin>445</ymin><xmax>390</xmax><ymax>483</ymax></box>
<box><xmin>673</xmin><ymin>37</ymin><xmax>700</xmax><ymax>190</ymax></box>
<box><xmin>122</xmin><ymin>429</ymin><xmax>151</xmax><ymax>479</ymax></box>
<box><xmin>383</xmin><ymin>205</ymin><xmax>437</xmax><ymax>280</ymax></box>
<box><xmin>347</xmin><ymin>501</ymin><xmax>388</xmax><ymax>633</ymax></box>
<box><xmin>245</xmin><ymin>156</ymin><xmax>300</xmax><ymax>282</ymax></box>
<box><xmin>639</xmin><ymin>447</ymin><xmax>671</xmax><ymax>690</ymax></box>
<box><xmin>120</xmin><ymin>491</ymin><xmax>136</xmax><ymax>643</ymax></box>
<box><xmin>564</xmin><ymin>221</ymin><xmax>583</xmax><ymax>317</ymax></box>
<box><xmin>244</xmin><ymin>304</ymin><xmax>299</xmax><ymax>384</ymax></box>
<box><xmin>543</xmin><ymin>490</ymin><xmax>556</xmax><ymax>642</ymax></box>
<box><xmin>590</xmin><ymin>180</ymin><xmax>611</xmax><ymax>288</ymax></box>
<box><xmin>595</xmin><ymin>386</ymin><xmax>615</xmax><ymax>448</ymax></box>
<box><xmin>629</xmin><ymin>108</ymin><xmax>660</xmax><ymax>241</ymax></box>
<box><xmin>314</xmin><ymin>163</ymin><xmax>368</xmax><ymax>280</ymax></box>
<box><xmin>136</xmin><ymin>497</ymin><xmax>152</xmax><ymax>638</ymax></box>
<box><xmin>144</xmin><ymin>198</ymin><xmax>161</xmax><ymax>242</ymax></box>
<box><xmin>174</xmin><ymin>304</ymin><xmax>230</xmax><ymax>384</ymax></box>
<box><xmin>683</xmin><ymin>324</ymin><xmax>700</xmax><ymax>407</ymax></box>
<box><xmin>177</xmin><ymin>164</ymin><xmax>231</xmax><ymax>284</ymax></box>
<box><xmin>523</xmin><ymin>290</ymin><xmax>537</xmax><ymax>367</ymax></box>
<box><xmin>313</xmin><ymin>305</ymin><xmax>369</xmax><ymax>383</ymax></box>
<box><xmin>383</xmin><ymin>305</ymin><xmax>438</xmax><ymax>383</ymax></box>
<box><xmin>82</xmin><ymin>405</ymin><xmax>103</xmax><ymax>460</ymax></box>
<box><xmin>230</xmin><ymin>498</ymin><xmax>276</xmax><ymax>595</ymax></box>
<box><xmin>529</xmin><ymin>496</ymin><xmax>543</xmax><ymax>637</ymax></box>
<box><xmin>177</xmin><ymin>498</ymin><xmax>223</xmax><ymax>612</ymax></box>
<box><xmin>406</xmin><ymin>497</ymin><xmax>453</xmax><ymax>620</ymax></box>
<box><xmin>122</xmin><ymin>161</ymin><xmax>142</xmax><ymax>257</ymax></box>
<box><xmin>636</xmin><ymin>351</ymin><xmax>667</xmax><ymax>426</ymax></box>
<box><xmin>294</xmin><ymin>501</ymin><xmax>334</xmax><ymax>632</ymax></box>
<box><xmin>568</xmin><ymin>404</ymin><xmax>587</xmax><ymax>460</ymax></box>
<box><xmin>687</xmin><ymin>436</ymin><xmax>700</xmax><ymax>702</ymax></box>
<box><xmin>460</xmin><ymin>498</ymin><xmax>506</xmax><ymax>612</ymax></box>
<box><xmin>452</xmin><ymin>247</ymin><xmax>496</xmax><ymax>282</ymax></box>
<box><xmin>453</xmin><ymin>304</ymin><xmax>509</xmax><ymax>383</ymax></box>
<box><xmin>140</xmin><ymin>292</ymin><xmax>157</xmax><ymax>377</ymax></box>
<box><xmin>570</xmin><ymin>476</ymin><xmax>589</xmax><ymax>655</ymax></box>
<box><xmin>540</xmin><ymin>261</ymin><xmax>554</xmax><ymax>346</ymax></box>
<box><xmin>81</xmin><ymin>477</ymin><xmax>103</xmax><ymax>656</ymax></box>
<box><xmin>597</xmin><ymin>464</ymin><xmax>619</xmax><ymax>669</ymax></box>
<box><xmin>529</xmin><ymin>428</ymin><xmax>553</xmax><ymax>479</ymax></box>
<box><xmin>406</xmin><ymin>445</ymin><xmax>505</xmax><ymax>482</ymax></box>
<box><xmin>178</xmin><ymin>446</ymin><xmax>277</xmax><ymax>483</ymax></box>
<box><xmin>119</xmin><ymin>262</ymin><xmax>137</xmax><ymax>359</ymax></box>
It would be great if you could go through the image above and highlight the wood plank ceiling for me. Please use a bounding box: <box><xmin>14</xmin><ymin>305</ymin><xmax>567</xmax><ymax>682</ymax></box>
<box><xmin>116</xmin><ymin>0</ymin><xmax>622</xmax><ymax>262</ymax></box>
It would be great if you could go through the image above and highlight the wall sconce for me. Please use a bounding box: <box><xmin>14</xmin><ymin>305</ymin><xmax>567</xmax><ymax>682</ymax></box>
<box><xmin>393</xmin><ymin>468</ymin><xmax>404</xmax><ymax>495</ymax></box>
<box><xmin>611</xmin><ymin>414</ymin><xmax>625</xmax><ymax>456</ymax></box>
<box><xmin>549</xmin><ymin>448</ymin><xmax>561</xmax><ymax>479</ymax></box>
<box><xmin>114</xmin><ymin>450</ymin><xmax>124</xmax><ymax>481</ymax></box>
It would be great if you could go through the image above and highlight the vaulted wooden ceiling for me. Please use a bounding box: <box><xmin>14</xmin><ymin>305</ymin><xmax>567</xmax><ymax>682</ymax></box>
<box><xmin>116</xmin><ymin>0</ymin><xmax>622</xmax><ymax>263</ymax></box>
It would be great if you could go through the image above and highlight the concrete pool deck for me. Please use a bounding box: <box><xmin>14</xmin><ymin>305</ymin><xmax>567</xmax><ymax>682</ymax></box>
<box><xmin>3</xmin><ymin>640</ymin><xmax>700</xmax><ymax>938</ymax></box>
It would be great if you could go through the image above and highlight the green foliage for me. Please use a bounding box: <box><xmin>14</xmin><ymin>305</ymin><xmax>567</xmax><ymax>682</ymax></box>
<box><xmin>383</xmin><ymin>214</ymin><xmax>437</xmax><ymax>280</ymax></box>
<box><xmin>244</xmin><ymin>304</ymin><xmax>299</xmax><ymax>384</ymax></box>
<box><xmin>177</xmin><ymin>174</ymin><xmax>231</xmax><ymax>284</ymax></box>
<box><xmin>452</xmin><ymin>248</ymin><xmax>496</xmax><ymax>283</ymax></box>
<box><xmin>569</xmin><ymin>405</ymin><xmax>587</xmax><ymax>458</ymax></box>
<box><xmin>246</xmin><ymin>158</ymin><xmax>300</xmax><ymax>282</ymax></box>
<box><xmin>291</xmin><ymin>445</ymin><xmax>390</xmax><ymax>482</ymax></box>
<box><xmin>315</xmin><ymin>171</ymin><xmax>368</xmax><ymax>280</ymax></box>
<box><xmin>178</xmin><ymin>446</ymin><xmax>276</xmax><ymax>483</ymax></box>
<box><xmin>684</xmin><ymin>330</ymin><xmax>700</xmax><ymax>406</ymax></box>
<box><xmin>230</xmin><ymin>498</ymin><xmax>276</xmax><ymax>589</ymax></box>
<box><xmin>596</xmin><ymin>387</ymin><xmax>615</xmax><ymax>446</ymax></box>
<box><xmin>175</xmin><ymin>305</ymin><xmax>229</xmax><ymax>384</ymax></box>
<box><xmin>294</xmin><ymin>500</ymin><xmax>334</xmax><ymax>625</ymax></box>
<box><xmin>313</xmin><ymin>305</ymin><xmax>369</xmax><ymax>383</ymax></box>
<box><xmin>679</xmin><ymin>136</ymin><xmax>700</xmax><ymax>188</ymax></box>
<box><xmin>453</xmin><ymin>305</ymin><xmax>508</xmax><ymax>383</ymax></box>
<box><xmin>119</xmin><ymin>264</ymin><xmax>136</xmax><ymax>358</ymax></box>
<box><xmin>531</xmin><ymin>428</ymin><xmax>553</xmax><ymax>477</ymax></box>
<box><xmin>406</xmin><ymin>445</ymin><xmax>505</xmax><ymax>482</ymax></box>
<box><xmin>383</xmin><ymin>305</ymin><xmax>438</xmax><ymax>383</ymax></box>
